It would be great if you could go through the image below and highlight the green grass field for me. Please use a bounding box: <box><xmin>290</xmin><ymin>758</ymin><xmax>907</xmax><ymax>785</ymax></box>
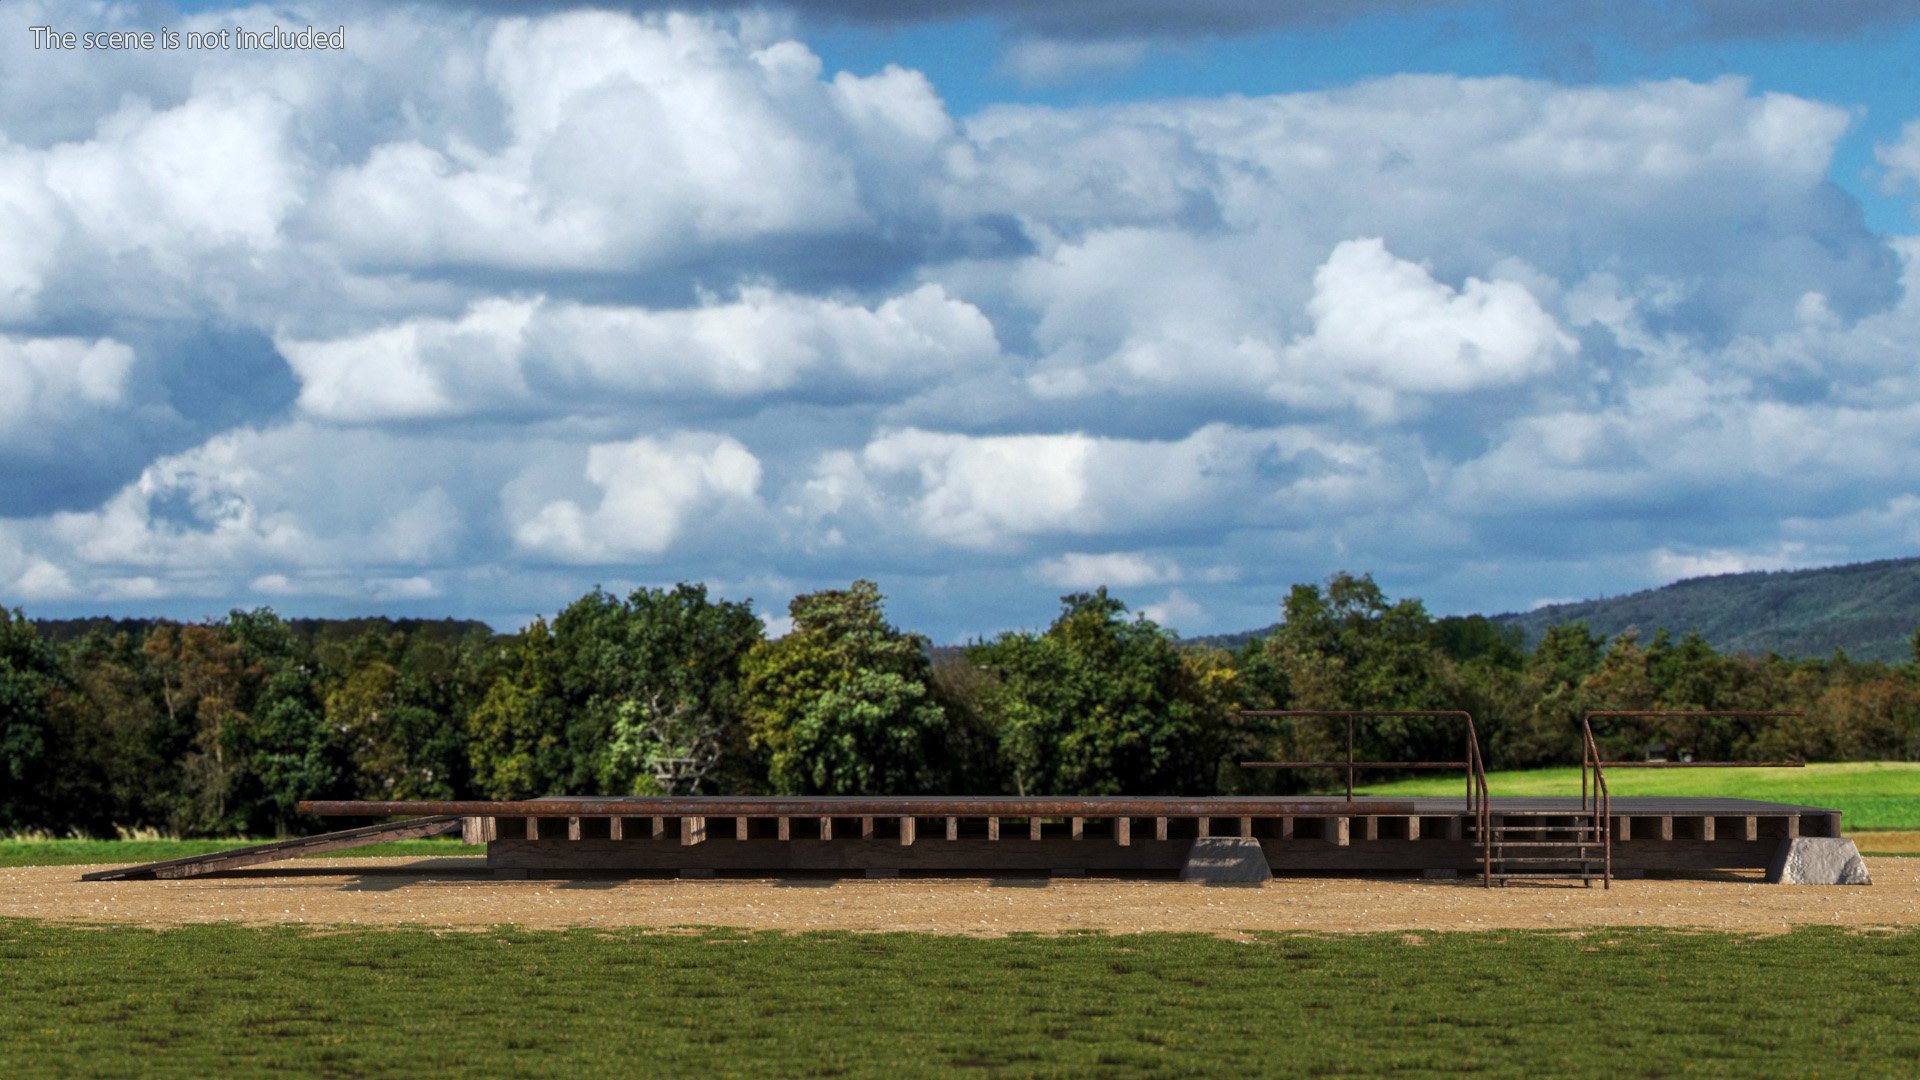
<box><xmin>1</xmin><ymin>921</ymin><xmax>1915</xmax><ymax>1079</ymax></box>
<box><xmin>1350</xmin><ymin>761</ymin><xmax>1920</xmax><ymax>830</ymax></box>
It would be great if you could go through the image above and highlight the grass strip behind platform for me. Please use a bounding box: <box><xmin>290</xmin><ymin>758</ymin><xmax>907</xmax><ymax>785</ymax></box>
<box><xmin>1353</xmin><ymin>761</ymin><xmax>1920</xmax><ymax>829</ymax></box>
<box><xmin>1</xmin><ymin>921</ymin><xmax>1917</xmax><ymax>1079</ymax></box>
<box><xmin>0</xmin><ymin>836</ymin><xmax>474</xmax><ymax>869</ymax></box>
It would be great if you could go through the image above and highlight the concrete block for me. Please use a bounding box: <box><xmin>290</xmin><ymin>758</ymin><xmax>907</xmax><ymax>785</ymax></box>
<box><xmin>1180</xmin><ymin>837</ymin><xmax>1272</xmax><ymax>883</ymax></box>
<box><xmin>1766</xmin><ymin>837</ymin><xmax>1871</xmax><ymax>885</ymax></box>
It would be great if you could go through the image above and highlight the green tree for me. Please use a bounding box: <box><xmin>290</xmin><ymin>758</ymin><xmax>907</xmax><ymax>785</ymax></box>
<box><xmin>969</xmin><ymin>589</ymin><xmax>1225</xmax><ymax>796</ymax></box>
<box><xmin>0</xmin><ymin>609</ymin><xmax>61</xmax><ymax>830</ymax></box>
<box><xmin>742</xmin><ymin>580</ymin><xmax>950</xmax><ymax>795</ymax></box>
<box><xmin>587</xmin><ymin>584</ymin><xmax>764</xmax><ymax>795</ymax></box>
<box><xmin>466</xmin><ymin>618</ymin><xmax>568</xmax><ymax>800</ymax></box>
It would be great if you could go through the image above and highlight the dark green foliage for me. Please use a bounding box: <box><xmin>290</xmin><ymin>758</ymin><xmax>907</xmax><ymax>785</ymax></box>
<box><xmin>0</xmin><ymin>609</ymin><xmax>61</xmax><ymax>830</ymax></box>
<box><xmin>2</xmin><ymin>923</ymin><xmax>1919</xmax><ymax>1079</ymax></box>
<box><xmin>968</xmin><ymin>590</ymin><xmax>1229</xmax><ymax>795</ymax></box>
<box><xmin>743</xmin><ymin>580</ymin><xmax>955</xmax><ymax>795</ymax></box>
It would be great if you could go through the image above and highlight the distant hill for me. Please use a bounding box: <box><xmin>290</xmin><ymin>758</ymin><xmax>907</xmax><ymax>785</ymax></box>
<box><xmin>1490</xmin><ymin>557</ymin><xmax>1920</xmax><ymax>663</ymax></box>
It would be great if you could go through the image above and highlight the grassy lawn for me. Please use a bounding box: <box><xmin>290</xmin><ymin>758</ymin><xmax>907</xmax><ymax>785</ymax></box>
<box><xmin>1</xmin><ymin>921</ymin><xmax>1916</xmax><ymax>1079</ymax></box>
<box><xmin>1350</xmin><ymin>761</ymin><xmax>1920</xmax><ymax>830</ymax></box>
<box><xmin>0</xmin><ymin>836</ymin><xmax>475</xmax><ymax>869</ymax></box>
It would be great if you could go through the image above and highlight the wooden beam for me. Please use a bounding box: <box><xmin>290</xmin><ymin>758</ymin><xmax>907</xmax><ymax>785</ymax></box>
<box><xmin>1657</xmin><ymin>816</ymin><xmax>1673</xmax><ymax>841</ymax></box>
<box><xmin>568</xmin><ymin>817</ymin><xmax>582</xmax><ymax>841</ymax></box>
<box><xmin>862</xmin><ymin>816</ymin><xmax>876</xmax><ymax>839</ymax></box>
<box><xmin>1361</xmin><ymin>816</ymin><xmax>1379</xmax><ymax>842</ymax></box>
<box><xmin>1071</xmin><ymin>817</ymin><xmax>1084</xmax><ymax>840</ymax></box>
<box><xmin>1330</xmin><ymin>818</ymin><xmax>1349</xmax><ymax>846</ymax></box>
<box><xmin>1197</xmin><ymin>818</ymin><xmax>1211</xmax><ymax>839</ymax></box>
<box><xmin>1116</xmin><ymin>817</ymin><xmax>1131</xmax><ymax>846</ymax></box>
<box><xmin>1698</xmin><ymin>817</ymin><xmax>1714</xmax><ymax>842</ymax></box>
<box><xmin>1444</xmin><ymin>816</ymin><xmax>1459</xmax><ymax>842</ymax></box>
<box><xmin>526</xmin><ymin>816</ymin><xmax>539</xmax><ymax>841</ymax></box>
<box><xmin>652</xmin><ymin>815</ymin><xmax>665</xmax><ymax>839</ymax></box>
<box><xmin>1825</xmin><ymin>812</ymin><xmax>1842</xmax><ymax>838</ymax></box>
<box><xmin>1406</xmin><ymin>816</ymin><xmax>1421</xmax><ymax>842</ymax></box>
<box><xmin>1030</xmin><ymin>817</ymin><xmax>1042</xmax><ymax>841</ymax></box>
<box><xmin>80</xmin><ymin>815</ymin><xmax>463</xmax><ymax>881</ymax></box>
<box><xmin>820</xmin><ymin>816</ymin><xmax>833</xmax><ymax>841</ymax></box>
<box><xmin>1155</xmin><ymin>817</ymin><xmax>1168</xmax><ymax>841</ymax></box>
<box><xmin>1614</xmin><ymin>815</ymin><xmax>1630</xmax><ymax>842</ymax></box>
<box><xmin>899</xmin><ymin>816</ymin><xmax>916</xmax><ymax>846</ymax></box>
<box><xmin>1785</xmin><ymin>815</ymin><xmax>1800</xmax><ymax>839</ymax></box>
<box><xmin>1281</xmin><ymin>817</ymin><xmax>1296</xmax><ymax>841</ymax></box>
<box><xmin>987</xmin><ymin>817</ymin><xmax>999</xmax><ymax>841</ymax></box>
<box><xmin>1239</xmin><ymin>816</ymin><xmax>1253</xmax><ymax>839</ymax></box>
<box><xmin>682</xmin><ymin>816</ymin><xmax>706</xmax><ymax>846</ymax></box>
<box><xmin>778</xmin><ymin>817</ymin><xmax>790</xmax><ymax>841</ymax></box>
<box><xmin>736</xmin><ymin>816</ymin><xmax>749</xmax><ymax>841</ymax></box>
<box><xmin>609</xmin><ymin>817</ymin><xmax>624</xmax><ymax>841</ymax></box>
<box><xmin>1743</xmin><ymin>816</ymin><xmax>1757</xmax><ymax>842</ymax></box>
<box><xmin>946</xmin><ymin>816</ymin><xmax>958</xmax><ymax>841</ymax></box>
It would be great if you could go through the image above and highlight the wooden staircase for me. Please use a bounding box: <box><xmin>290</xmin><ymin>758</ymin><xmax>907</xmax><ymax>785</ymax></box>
<box><xmin>1478</xmin><ymin>815</ymin><xmax>1608</xmax><ymax>886</ymax></box>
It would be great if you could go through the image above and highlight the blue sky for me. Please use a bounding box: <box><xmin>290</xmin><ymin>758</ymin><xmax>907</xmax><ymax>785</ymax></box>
<box><xmin>4</xmin><ymin>0</ymin><xmax>1920</xmax><ymax>641</ymax></box>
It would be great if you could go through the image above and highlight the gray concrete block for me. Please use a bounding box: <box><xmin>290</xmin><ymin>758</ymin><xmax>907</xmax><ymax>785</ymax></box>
<box><xmin>1180</xmin><ymin>837</ymin><xmax>1272</xmax><ymax>883</ymax></box>
<box><xmin>1765</xmin><ymin>837</ymin><xmax>1871</xmax><ymax>885</ymax></box>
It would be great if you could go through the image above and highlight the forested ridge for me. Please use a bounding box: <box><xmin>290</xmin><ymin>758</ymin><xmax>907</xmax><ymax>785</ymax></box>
<box><xmin>1492</xmin><ymin>556</ymin><xmax>1920</xmax><ymax>663</ymax></box>
<box><xmin>6</xmin><ymin>572</ymin><xmax>1920</xmax><ymax>837</ymax></box>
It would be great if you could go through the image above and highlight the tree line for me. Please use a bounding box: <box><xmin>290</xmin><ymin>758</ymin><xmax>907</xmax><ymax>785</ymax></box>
<box><xmin>5</xmin><ymin>572</ymin><xmax>1920</xmax><ymax>837</ymax></box>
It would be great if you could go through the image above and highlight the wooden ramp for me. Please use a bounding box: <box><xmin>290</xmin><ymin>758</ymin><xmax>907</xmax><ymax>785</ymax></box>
<box><xmin>79</xmin><ymin>815</ymin><xmax>463</xmax><ymax>881</ymax></box>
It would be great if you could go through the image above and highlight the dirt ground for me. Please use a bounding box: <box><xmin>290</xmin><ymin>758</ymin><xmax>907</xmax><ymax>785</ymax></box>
<box><xmin>3</xmin><ymin>856</ymin><xmax>1916</xmax><ymax>935</ymax></box>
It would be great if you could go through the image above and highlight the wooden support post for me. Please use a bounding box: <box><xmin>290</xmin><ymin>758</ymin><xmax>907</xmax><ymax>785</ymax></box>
<box><xmin>568</xmin><ymin>817</ymin><xmax>582</xmax><ymax>841</ymax></box>
<box><xmin>526</xmin><ymin>816</ymin><xmax>539</xmax><ymax>841</ymax></box>
<box><xmin>1825</xmin><ymin>812</ymin><xmax>1842</xmax><ymax>838</ymax></box>
<box><xmin>1657</xmin><ymin>817</ymin><xmax>1673</xmax><ymax>841</ymax></box>
<box><xmin>1698</xmin><ymin>817</ymin><xmax>1714</xmax><ymax>842</ymax></box>
<box><xmin>736</xmin><ymin>817</ymin><xmax>749</xmax><ymax>841</ymax></box>
<box><xmin>1742</xmin><ymin>816</ymin><xmax>1757</xmax><ymax>841</ymax></box>
<box><xmin>1239</xmin><ymin>816</ymin><xmax>1252</xmax><ymax>839</ymax></box>
<box><xmin>1280</xmin><ymin>817</ymin><xmax>1295</xmax><ymax>841</ymax></box>
<box><xmin>609</xmin><ymin>817</ymin><xmax>624</xmax><ymax>841</ymax></box>
<box><xmin>682</xmin><ymin>817</ymin><xmax>706</xmax><ymax>845</ymax></box>
<box><xmin>1614</xmin><ymin>815</ymin><xmax>1630</xmax><ymax>842</ymax></box>
<box><xmin>819</xmin><ymin>816</ymin><xmax>832</xmax><ymax>841</ymax></box>
<box><xmin>987</xmin><ymin>817</ymin><xmax>999</xmax><ymax>841</ymax></box>
<box><xmin>1116</xmin><ymin>817</ymin><xmax>1131</xmax><ymax>846</ymax></box>
<box><xmin>778</xmin><ymin>817</ymin><xmax>790</xmax><ymax>841</ymax></box>
<box><xmin>1330</xmin><ymin>818</ymin><xmax>1349</xmax><ymax>846</ymax></box>
<box><xmin>1445</xmin><ymin>816</ymin><xmax>1461</xmax><ymax>842</ymax></box>
<box><xmin>1784</xmin><ymin>816</ymin><xmax>1800</xmax><ymax>839</ymax></box>
<box><xmin>1071</xmin><ymin>817</ymin><xmax>1084</xmax><ymax>840</ymax></box>
<box><xmin>1197</xmin><ymin>818</ymin><xmax>1211</xmax><ymax>839</ymax></box>
<box><xmin>1155</xmin><ymin>817</ymin><xmax>1168</xmax><ymax>841</ymax></box>
<box><xmin>861</xmin><ymin>816</ymin><xmax>875</xmax><ymax>840</ymax></box>
<box><xmin>900</xmin><ymin>817</ymin><xmax>916</xmax><ymax>846</ymax></box>
<box><xmin>1362</xmin><ymin>816</ymin><xmax>1379</xmax><ymax>842</ymax></box>
<box><xmin>1406</xmin><ymin>817</ymin><xmax>1421</xmax><ymax>842</ymax></box>
<box><xmin>947</xmin><ymin>816</ymin><xmax>958</xmax><ymax>841</ymax></box>
<box><xmin>1030</xmin><ymin>817</ymin><xmax>1043</xmax><ymax>841</ymax></box>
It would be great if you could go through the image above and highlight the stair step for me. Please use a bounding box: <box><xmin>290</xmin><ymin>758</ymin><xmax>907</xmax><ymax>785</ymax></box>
<box><xmin>1482</xmin><ymin>864</ymin><xmax>1605</xmax><ymax>876</ymax></box>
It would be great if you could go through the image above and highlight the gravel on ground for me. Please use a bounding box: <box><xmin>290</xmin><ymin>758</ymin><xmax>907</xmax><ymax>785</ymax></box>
<box><xmin>3</xmin><ymin>857</ymin><xmax>1916</xmax><ymax>935</ymax></box>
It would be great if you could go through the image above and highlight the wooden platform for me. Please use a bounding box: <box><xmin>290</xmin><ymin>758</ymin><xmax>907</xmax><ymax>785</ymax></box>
<box><xmin>280</xmin><ymin>796</ymin><xmax>1842</xmax><ymax>878</ymax></box>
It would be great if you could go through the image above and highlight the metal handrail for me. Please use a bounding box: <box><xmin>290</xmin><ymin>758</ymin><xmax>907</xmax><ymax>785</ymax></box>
<box><xmin>1238</xmin><ymin>709</ymin><xmax>1492</xmax><ymax>879</ymax></box>
<box><xmin>1578</xmin><ymin>719</ymin><xmax>1611</xmax><ymax>889</ymax></box>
